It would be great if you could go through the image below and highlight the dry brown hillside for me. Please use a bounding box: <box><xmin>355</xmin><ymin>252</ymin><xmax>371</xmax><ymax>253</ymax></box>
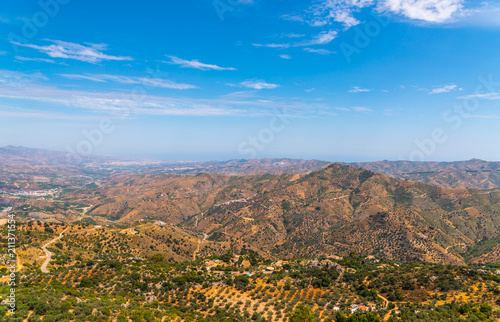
<box><xmin>67</xmin><ymin>164</ymin><xmax>500</xmax><ymax>265</ymax></box>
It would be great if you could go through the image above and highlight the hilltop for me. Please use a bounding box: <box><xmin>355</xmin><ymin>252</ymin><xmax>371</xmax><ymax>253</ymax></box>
<box><xmin>50</xmin><ymin>164</ymin><xmax>500</xmax><ymax>265</ymax></box>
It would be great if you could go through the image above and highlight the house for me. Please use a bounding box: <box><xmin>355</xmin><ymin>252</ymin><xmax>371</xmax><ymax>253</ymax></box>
<box><xmin>350</xmin><ymin>304</ymin><xmax>369</xmax><ymax>314</ymax></box>
<box><xmin>358</xmin><ymin>305</ymin><xmax>369</xmax><ymax>312</ymax></box>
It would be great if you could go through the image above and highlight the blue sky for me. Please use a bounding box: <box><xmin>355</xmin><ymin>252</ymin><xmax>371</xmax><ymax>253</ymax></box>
<box><xmin>1</xmin><ymin>0</ymin><xmax>500</xmax><ymax>162</ymax></box>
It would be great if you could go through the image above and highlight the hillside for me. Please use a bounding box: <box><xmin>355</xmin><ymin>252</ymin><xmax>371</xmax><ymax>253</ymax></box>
<box><xmin>351</xmin><ymin>159</ymin><xmax>500</xmax><ymax>189</ymax></box>
<box><xmin>60</xmin><ymin>164</ymin><xmax>500</xmax><ymax>265</ymax></box>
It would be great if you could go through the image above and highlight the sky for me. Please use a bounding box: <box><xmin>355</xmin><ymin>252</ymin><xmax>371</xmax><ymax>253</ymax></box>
<box><xmin>1</xmin><ymin>0</ymin><xmax>500</xmax><ymax>162</ymax></box>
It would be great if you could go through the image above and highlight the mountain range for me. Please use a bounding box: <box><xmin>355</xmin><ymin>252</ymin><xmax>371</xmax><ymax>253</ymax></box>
<box><xmin>2</xmin><ymin>146</ymin><xmax>500</xmax><ymax>265</ymax></box>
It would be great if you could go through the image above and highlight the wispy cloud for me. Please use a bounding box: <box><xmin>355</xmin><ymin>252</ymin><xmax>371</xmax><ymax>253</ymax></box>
<box><xmin>59</xmin><ymin>73</ymin><xmax>197</xmax><ymax>90</ymax></box>
<box><xmin>303</xmin><ymin>48</ymin><xmax>335</xmax><ymax>55</ymax></box>
<box><xmin>0</xmin><ymin>82</ymin><xmax>327</xmax><ymax>118</ymax></box>
<box><xmin>239</xmin><ymin>80</ymin><xmax>280</xmax><ymax>90</ymax></box>
<box><xmin>0</xmin><ymin>105</ymin><xmax>102</xmax><ymax>121</ymax></box>
<box><xmin>288</xmin><ymin>0</ymin><xmax>374</xmax><ymax>30</ymax></box>
<box><xmin>12</xmin><ymin>40</ymin><xmax>133</xmax><ymax>63</ymax></box>
<box><xmin>282</xmin><ymin>33</ymin><xmax>306</xmax><ymax>38</ymax></box>
<box><xmin>283</xmin><ymin>0</ymin><xmax>465</xmax><ymax>37</ymax></box>
<box><xmin>458</xmin><ymin>92</ymin><xmax>500</xmax><ymax>100</ymax></box>
<box><xmin>166</xmin><ymin>56</ymin><xmax>237</xmax><ymax>71</ymax></box>
<box><xmin>252</xmin><ymin>43</ymin><xmax>291</xmax><ymax>49</ymax></box>
<box><xmin>336</xmin><ymin>106</ymin><xmax>373</xmax><ymax>113</ymax></box>
<box><xmin>219</xmin><ymin>91</ymin><xmax>257</xmax><ymax>99</ymax></box>
<box><xmin>14</xmin><ymin>56</ymin><xmax>62</xmax><ymax>64</ymax></box>
<box><xmin>457</xmin><ymin>3</ymin><xmax>500</xmax><ymax>27</ymax></box>
<box><xmin>465</xmin><ymin>114</ymin><xmax>500</xmax><ymax>119</ymax></box>
<box><xmin>352</xmin><ymin>106</ymin><xmax>373</xmax><ymax>113</ymax></box>
<box><xmin>0</xmin><ymin>51</ymin><xmax>7</xmax><ymax>56</ymax></box>
<box><xmin>253</xmin><ymin>30</ymin><xmax>337</xmax><ymax>49</ymax></box>
<box><xmin>0</xmin><ymin>16</ymin><xmax>9</xmax><ymax>23</ymax></box>
<box><xmin>0</xmin><ymin>70</ymin><xmax>47</xmax><ymax>86</ymax></box>
<box><xmin>279</xmin><ymin>54</ymin><xmax>292</xmax><ymax>59</ymax></box>
<box><xmin>349</xmin><ymin>86</ymin><xmax>371</xmax><ymax>93</ymax></box>
<box><xmin>429</xmin><ymin>84</ymin><xmax>459</xmax><ymax>94</ymax></box>
<box><xmin>300</xmin><ymin>30</ymin><xmax>338</xmax><ymax>45</ymax></box>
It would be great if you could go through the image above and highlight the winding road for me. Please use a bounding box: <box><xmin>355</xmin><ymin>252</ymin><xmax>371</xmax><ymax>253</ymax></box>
<box><xmin>41</xmin><ymin>228</ymin><xmax>67</xmax><ymax>273</ymax></box>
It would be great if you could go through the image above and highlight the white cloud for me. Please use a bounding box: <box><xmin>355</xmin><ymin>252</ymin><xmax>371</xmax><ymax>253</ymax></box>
<box><xmin>349</xmin><ymin>86</ymin><xmax>371</xmax><ymax>93</ymax></box>
<box><xmin>296</xmin><ymin>0</ymin><xmax>375</xmax><ymax>30</ymax></box>
<box><xmin>0</xmin><ymin>81</ymin><xmax>327</xmax><ymax>118</ymax></box>
<box><xmin>219</xmin><ymin>91</ymin><xmax>257</xmax><ymax>99</ymax></box>
<box><xmin>284</xmin><ymin>0</ymin><xmax>465</xmax><ymax>37</ymax></box>
<box><xmin>253</xmin><ymin>43</ymin><xmax>291</xmax><ymax>48</ymax></box>
<box><xmin>0</xmin><ymin>70</ymin><xmax>47</xmax><ymax>86</ymax></box>
<box><xmin>335</xmin><ymin>106</ymin><xmax>373</xmax><ymax>112</ymax></box>
<box><xmin>280</xmin><ymin>54</ymin><xmax>292</xmax><ymax>59</ymax></box>
<box><xmin>283</xmin><ymin>33</ymin><xmax>306</xmax><ymax>38</ymax></box>
<box><xmin>352</xmin><ymin>106</ymin><xmax>373</xmax><ymax>112</ymax></box>
<box><xmin>304</xmin><ymin>48</ymin><xmax>335</xmax><ymax>55</ymax></box>
<box><xmin>254</xmin><ymin>30</ymin><xmax>337</xmax><ymax>49</ymax></box>
<box><xmin>332</xmin><ymin>10</ymin><xmax>362</xmax><ymax>29</ymax></box>
<box><xmin>429</xmin><ymin>84</ymin><xmax>458</xmax><ymax>94</ymax></box>
<box><xmin>0</xmin><ymin>105</ymin><xmax>102</xmax><ymax>121</ymax></box>
<box><xmin>14</xmin><ymin>56</ymin><xmax>59</xmax><ymax>64</ymax></box>
<box><xmin>458</xmin><ymin>3</ymin><xmax>500</xmax><ymax>27</ymax></box>
<box><xmin>465</xmin><ymin>114</ymin><xmax>500</xmax><ymax>119</ymax></box>
<box><xmin>166</xmin><ymin>56</ymin><xmax>237</xmax><ymax>71</ymax></box>
<box><xmin>458</xmin><ymin>92</ymin><xmax>500</xmax><ymax>100</ymax></box>
<box><xmin>382</xmin><ymin>0</ymin><xmax>464</xmax><ymax>23</ymax></box>
<box><xmin>59</xmin><ymin>74</ymin><xmax>197</xmax><ymax>90</ymax></box>
<box><xmin>239</xmin><ymin>80</ymin><xmax>279</xmax><ymax>90</ymax></box>
<box><xmin>0</xmin><ymin>51</ymin><xmax>7</xmax><ymax>55</ymax></box>
<box><xmin>304</xmin><ymin>30</ymin><xmax>338</xmax><ymax>45</ymax></box>
<box><xmin>12</xmin><ymin>40</ymin><xmax>133</xmax><ymax>63</ymax></box>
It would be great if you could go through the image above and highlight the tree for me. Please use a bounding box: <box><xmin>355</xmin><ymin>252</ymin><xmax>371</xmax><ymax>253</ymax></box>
<box><xmin>150</xmin><ymin>253</ymin><xmax>165</xmax><ymax>263</ymax></box>
<box><xmin>234</xmin><ymin>275</ymin><xmax>250</xmax><ymax>290</ymax></box>
<box><xmin>289</xmin><ymin>303</ymin><xmax>317</xmax><ymax>322</ymax></box>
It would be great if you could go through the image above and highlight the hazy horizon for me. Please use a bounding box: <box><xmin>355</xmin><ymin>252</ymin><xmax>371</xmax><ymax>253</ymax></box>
<box><xmin>2</xmin><ymin>144</ymin><xmax>498</xmax><ymax>164</ymax></box>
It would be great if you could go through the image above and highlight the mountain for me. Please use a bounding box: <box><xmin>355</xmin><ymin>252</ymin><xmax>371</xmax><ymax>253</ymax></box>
<box><xmin>62</xmin><ymin>163</ymin><xmax>500</xmax><ymax>265</ymax></box>
<box><xmin>5</xmin><ymin>146</ymin><xmax>500</xmax><ymax>190</ymax></box>
<box><xmin>350</xmin><ymin>159</ymin><xmax>500</xmax><ymax>189</ymax></box>
<box><xmin>0</xmin><ymin>146</ymin><xmax>330</xmax><ymax>175</ymax></box>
